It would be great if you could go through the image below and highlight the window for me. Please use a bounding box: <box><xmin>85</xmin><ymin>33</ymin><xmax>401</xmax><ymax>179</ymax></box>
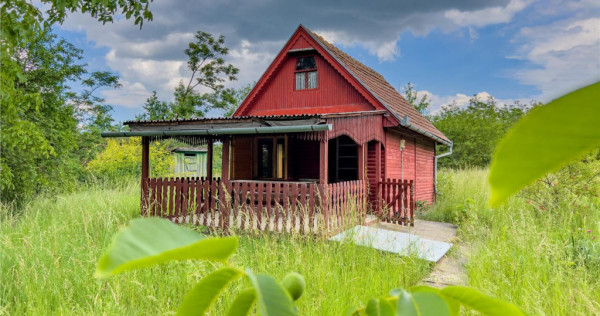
<box><xmin>295</xmin><ymin>56</ymin><xmax>317</xmax><ymax>90</ymax></box>
<box><xmin>257</xmin><ymin>137</ymin><xmax>286</xmax><ymax>179</ymax></box>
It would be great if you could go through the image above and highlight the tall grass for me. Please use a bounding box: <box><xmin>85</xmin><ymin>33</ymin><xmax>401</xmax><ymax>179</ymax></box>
<box><xmin>422</xmin><ymin>168</ymin><xmax>600</xmax><ymax>315</ymax></box>
<box><xmin>0</xmin><ymin>182</ymin><xmax>430</xmax><ymax>315</ymax></box>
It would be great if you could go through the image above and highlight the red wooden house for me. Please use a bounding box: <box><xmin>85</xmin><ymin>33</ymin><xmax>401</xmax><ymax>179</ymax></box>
<box><xmin>103</xmin><ymin>25</ymin><xmax>451</xmax><ymax>234</ymax></box>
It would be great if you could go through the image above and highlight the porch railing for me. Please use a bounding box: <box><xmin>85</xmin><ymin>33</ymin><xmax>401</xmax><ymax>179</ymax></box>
<box><xmin>141</xmin><ymin>177</ymin><xmax>368</xmax><ymax>235</ymax></box>
<box><xmin>376</xmin><ymin>179</ymin><xmax>414</xmax><ymax>226</ymax></box>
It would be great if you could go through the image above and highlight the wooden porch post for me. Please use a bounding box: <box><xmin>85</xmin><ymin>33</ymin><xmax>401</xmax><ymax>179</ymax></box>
<box><xmin>222</xmin><ymin>137</ymin><xmax>230</xmax><ymax>181</ymax></box>
<box><xmin>206</xmin><ymin>138</ymin><xmax>213</xmax><ymax>180</ymax></box>
<box><xmin>375</xmin><ymin>141</ymin><xmax>382</xmax><ymax>214</ymax></box>
<box><xmin>375</xmin><ymin>141</ymin><xmax>381</xmax><ymax>182</ymax></box>
<box><xmin>319</xmin><ymin>138</ymin><xmax>330</xmax><ymax>234</ymax></box>
<box><xmin>319</xmin><ymin>139</ymin><xmax>328</xmax><ymax>184</ymax></box>
<box><xmin>357</xmin><ymin>143</ymin><xmax>365</xmax><ymax>180</ymax></box>
<box><xmin>141</xmin><ymin>136</ymin><xmax>150</xmax><ymax>215</ymax></box>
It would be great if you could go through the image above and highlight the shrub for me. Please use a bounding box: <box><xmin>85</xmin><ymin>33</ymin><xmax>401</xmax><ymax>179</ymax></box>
<box><xmin>87</xmin><ymin>138</ymin><xmax>174</xmax><ymax>181</ymax></box>
<box><xmin>518</xmin><ymin>149</ymin><xmax>600</xmax><ymax>215</ymax></box>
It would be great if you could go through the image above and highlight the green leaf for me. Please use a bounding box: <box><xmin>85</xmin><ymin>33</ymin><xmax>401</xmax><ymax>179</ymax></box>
<box><xmin>95</xmin><ymin>218</ymin><xmax>238</xmax><ymax>278</ymax></box>
<box><xmin>227</xmin><ymin>288</ymin><xmax>257</xmax><ymax>316</ymax></box>
<box><xmin>440</xmin><ymin>286</ymin><xmax>525</xmax><ymax>316</ymax></box>
<box><xmin>408</xmin><ymin>286</ymin><xmax>452</xmax><ymax>316</ymax></box>
<box><xmin>246</xmin><ymin>269</ymin><xmax>297</xmax><ymax>316</ymax></box>
<box><xmin>365</xmin><ymin>298</ymin><xmax>396</xmax><ymax>316</ymax></box>
<box><xmin>365</xmin><ymin>299</ymin><xmax>381</xmax><ymax>316</ymax></box>
<box><xmin>411</xmin><ymin>292</ymin><xmax>451</xmax><ymax>316</ymax></box>
<box><xmin>395</xmin><ymin>289</ymin><xmax>418</xmax><ymax>316</ymax></box>
<box><xmin>489</xmin><ymin>82</ymin><xmax>600</xmax><ymax>206</ymax></box>
<box><xmin>177</xmin><ymin>267</ymin><xmax>242</xmax><ymax>316</ymax></box>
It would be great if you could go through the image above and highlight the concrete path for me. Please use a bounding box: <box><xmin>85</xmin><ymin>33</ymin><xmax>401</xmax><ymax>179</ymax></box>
<box><xmin>373</xmin><ymin>219</ymin><xmax>467</xmax><ymax>288</ymax></box>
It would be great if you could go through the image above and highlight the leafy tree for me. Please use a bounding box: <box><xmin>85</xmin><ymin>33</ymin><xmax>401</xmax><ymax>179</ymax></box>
<box><xmin>137</xmin><ymin>31</ymin><xmax>240</xmax><ymax>120</ymax></box>
<box><xmin>72</xmin><ymin>71</ymin><xmax>121</xmax><ymax>132</ymax></box>
<box><xmin>70</xmin><ymin>71</ymin><xmax>123</xmax><ymax>165</ymax></box>
<box><xmin>1</xmin><ymin>0</ymin><xmax>153</xmax><ymax>203</ymax></box>
<box><xmin>431</xmin><ymin>96</ymin><xmax>532</xmax><ymax>168</ymax></box>
<box><xmin>218</xmin><ymin>82</ymin><xmax>254</xmax><ymax>117</ymax></box>
<box><xmin>403</xmin><ymin>82</ymin><xmax>431</xmax><ymax>115</ymax></box>
<box><xmin>2</xmin><ymin>31</ymin><xmax>84</xmax><ymax>201</ymax></box>
<box><xmin>137</xmin><ymin>91</ymin><xmax>171</xmax><ymax>120</ymax></box>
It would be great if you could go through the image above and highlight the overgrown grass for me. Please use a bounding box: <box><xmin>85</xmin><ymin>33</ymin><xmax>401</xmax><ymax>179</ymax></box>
<box><xmin>422</xmin><ymin>168</ymin><xmax>600</xmax><ymax>315</ymax></box>
<box><xmin>4</xmin><ymin>169</ymin><xmax>598</xmax><ymax>315</ymax></box>
<box><xmin>0</xmin><ymin>182</ymin><xmax>429</xmax><ymax>315</ymax></box>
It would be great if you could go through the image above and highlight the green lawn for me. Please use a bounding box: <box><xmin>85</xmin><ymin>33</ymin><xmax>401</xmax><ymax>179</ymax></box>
<box><xmin>2</xmin><ymin>169</ymin><xmax>599</xmax><ymax>315</ymax></box>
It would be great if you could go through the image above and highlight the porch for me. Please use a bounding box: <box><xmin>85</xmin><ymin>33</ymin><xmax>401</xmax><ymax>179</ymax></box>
<box><xmin>103</xmin><ymin>112</ymin><xmax>415</xmax><ymax>235</ymax></box>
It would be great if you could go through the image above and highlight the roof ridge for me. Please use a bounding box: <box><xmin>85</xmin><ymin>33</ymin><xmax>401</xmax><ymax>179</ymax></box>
<box><xmin>307</xmin><ymin>29</ymin><xmax>387</xmax><ymax>81</ymax></box>
<box><xmin>305</xmin><ymin>26</ymin><xmax>450</xmax><ymax>143</ymax></box>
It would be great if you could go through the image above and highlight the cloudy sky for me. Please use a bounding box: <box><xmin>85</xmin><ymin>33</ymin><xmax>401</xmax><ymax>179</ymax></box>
<box><xmin>55</xmin><ymin>0</ymin><xmax>599</xmax><ymax>122</ymax></box>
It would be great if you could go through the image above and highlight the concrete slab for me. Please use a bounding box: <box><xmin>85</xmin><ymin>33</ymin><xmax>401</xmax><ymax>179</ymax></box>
<box><xmin>375</xmin><ymin>219</ymin><xmax>457</xmax><ymax>243</ymax></box>
<box><xmin>329</xmin><ymin>225</ymin><xmax>453</xmax><ymax>262</ymax></box>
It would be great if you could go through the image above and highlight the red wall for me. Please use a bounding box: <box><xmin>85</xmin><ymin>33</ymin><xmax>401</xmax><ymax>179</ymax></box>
<box><xmin>242</xmin><ymin>53</ymin><xmax>374</xmax><ymax>116</ymax></box>
<box><xmin>385</xmin><ymin>130</ymin><xmax>435</xmax><ymax>204</ymax></box>
<box><xmin>367</xmin><ymin>141</ymin><xmax>385</xmax><ymax>198</ymax></box>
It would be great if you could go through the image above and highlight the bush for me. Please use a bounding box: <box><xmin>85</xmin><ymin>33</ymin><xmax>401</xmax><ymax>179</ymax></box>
<box><xmin>87</xmin><ymin>138</ymin><xmax>174</xmax><ymax>181</ymax></box>
<box><xmin>518</xmin><ymin>149</ymin><xmax>600</xmax><ymax>215</ymax></box>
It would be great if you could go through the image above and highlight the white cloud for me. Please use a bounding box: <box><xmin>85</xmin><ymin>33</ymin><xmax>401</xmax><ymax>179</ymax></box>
<box><xmin>414</xmin><ymin>90</ymin><xmax>533</xmax><ymax>114</ymax></box>
<box><xmin>101</xmin><ymin>81</ymin><xmax>151</xmax><ymax>108</ymax></box>
<box><xmin>445</xmin><ymin>0</ymin><xmax>534</xmax><ymax>27</ymax></box>
<box><xmin>55</xmin><ymin>0</ymin><xmax>537</xmax><ymax>110</ymax></box>
<box><xmin>510</xmin><ymin>17</ymin><xmax>600</xmax><ymax>100</ymax></box>
<box><xmin>315</xmin><ymin>29</ymin><xmax>400</xmax><ymax>61</ymax></box>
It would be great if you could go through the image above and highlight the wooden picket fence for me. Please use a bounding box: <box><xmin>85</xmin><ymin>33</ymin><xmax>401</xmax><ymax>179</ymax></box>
<box><xmin>141</xmin><ymin>177</ymin><xmax>368</xmax><ymax>235</ymax></box>
<box><xmin>376</xmin><ymin>179</ymin><xmax>414</xmax><ymax>226</ymax></box>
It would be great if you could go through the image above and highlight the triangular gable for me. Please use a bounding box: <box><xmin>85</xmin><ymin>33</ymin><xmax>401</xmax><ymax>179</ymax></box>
<box><xmin>234</xmin><ymin>25</ymin><xmax>450</xmax><ymax>144</ymax></box>
<box><xmin>290</xmin><ymin>35</ymin><xmax>313</xmax><ymax>50</ymax></box>
<box><xmin>234</xmin><ymin>25</ymin><xmax>392</xmax><ymax>119</ymax></box>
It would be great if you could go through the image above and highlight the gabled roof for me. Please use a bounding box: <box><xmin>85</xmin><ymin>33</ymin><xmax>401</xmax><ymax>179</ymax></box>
<box><xmin>234</xmin><ymin>25</ymin><xmax>450</xmax><ymax>145</ymax></box>
<box><xmin>305</xmin><ymin>28</ymin><xmax>450</xmax><ymax>144</ymax></box>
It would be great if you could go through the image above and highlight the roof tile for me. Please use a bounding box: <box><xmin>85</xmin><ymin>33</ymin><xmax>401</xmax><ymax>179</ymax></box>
<box><xmin>308</xmin><ymin>29</ymin><xmax>450</xmax><ymax>143</ymax></box>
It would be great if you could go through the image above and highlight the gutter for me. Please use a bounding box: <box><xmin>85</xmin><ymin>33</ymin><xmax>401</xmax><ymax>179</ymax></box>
<box><xmin>101</xmin><ymin>124</ymin><xmax>332</xmax><ymax>138</ymax></box>
<box><xmin>434</xmin><ymin>141</ymin><xmax>453</xmax><ymax>196</ymax></box>
<box><xmin>398</xmin><ymin>115</ymin><xmax>452</xmax><ymax>146</ymax></box>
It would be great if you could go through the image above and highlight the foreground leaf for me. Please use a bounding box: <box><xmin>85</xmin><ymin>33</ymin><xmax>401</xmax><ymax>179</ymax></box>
<box><xmin>489</xmin><ymin>81</ymin><xmax>600</xmax><ymax>206</ymax></box>
<box><xmin>96</xmin><ymin>218</ymin><xmax>238</xmax><ymax>278</ymax></box>
<box><xmin>440</xmin><ymin>286</ymin><xmax>525</xmax><ymax>316</ymax></box>
<box><xmin>364</xmin><ymin>299</ymin><xmax>390</xmax><ymax>316</ymax></box>
<box><xmin>177</xmin><ymin>267</ymin><xmax>242</xmax><ymax>315</ymax></box>
<box><xmin>411</xmin><ymin>292</ymin><xmax>451</xmax><ymax>316</ymax></box>
<box><xmin>394</xmin><ymin>289</ymin><xmax>418</xmax><ymax>316</ymax></box>
<box><xmin>227</xmin><ymin>288</ymin><xmax>257</xmax><ymax>316</ymax></box>
<box><xmin>246</xmin><ymin>269</ymin><xmax>297</xmax><ymax>316</ymax></box>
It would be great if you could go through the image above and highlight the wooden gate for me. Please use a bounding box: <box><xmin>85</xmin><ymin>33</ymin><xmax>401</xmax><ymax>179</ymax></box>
<box><xmin>376</xmin><ymin>179</ymin><xmax>414</xmax><ymax>226</ymax></box>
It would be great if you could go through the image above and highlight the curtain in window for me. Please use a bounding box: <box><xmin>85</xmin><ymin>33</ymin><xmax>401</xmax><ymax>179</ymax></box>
<box><xmin>295</xmin><ymin>72</ymin><xmax>305</xmax><ymax>90</ymax></box>
<box><xmin>307</xmin><ymin>71</ymin><xmax>318</xmax><ymax>89</ymax></box>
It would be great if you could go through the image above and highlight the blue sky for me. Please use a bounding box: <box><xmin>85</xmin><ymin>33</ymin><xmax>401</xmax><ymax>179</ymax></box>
<box><xmin>55</xmin><ymin>0</ymin><xmax>599</xmax><ymax>123</ymax></box>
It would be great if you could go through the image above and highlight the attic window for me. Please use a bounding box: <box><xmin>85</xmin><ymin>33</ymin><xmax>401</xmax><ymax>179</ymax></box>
<box><xmin>295</xmin><ymin>56</ymin><xmax>317</xmax><ymax>90</ymax></box>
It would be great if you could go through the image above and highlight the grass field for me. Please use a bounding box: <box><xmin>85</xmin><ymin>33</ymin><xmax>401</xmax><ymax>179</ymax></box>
<box><xmin>0</xmin><ymin>182</ymin><xmax>429</xmax><ymax>315</ymax></box>
<box><xmin>423</xmin><ymin>169</ymin><xmax>600</xmax><ymax>315</ymax></box>
<box><xmin>2</xmin><ymin>169</ymin><xmax>599</xmax><ymax>315</ymax></box>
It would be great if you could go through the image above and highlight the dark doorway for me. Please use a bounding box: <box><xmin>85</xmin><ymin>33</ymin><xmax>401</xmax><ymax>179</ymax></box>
<box><xmin>328</xmin><ymin>135</ymin><xmax>358</xmax><ymax>183</ymax></box>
